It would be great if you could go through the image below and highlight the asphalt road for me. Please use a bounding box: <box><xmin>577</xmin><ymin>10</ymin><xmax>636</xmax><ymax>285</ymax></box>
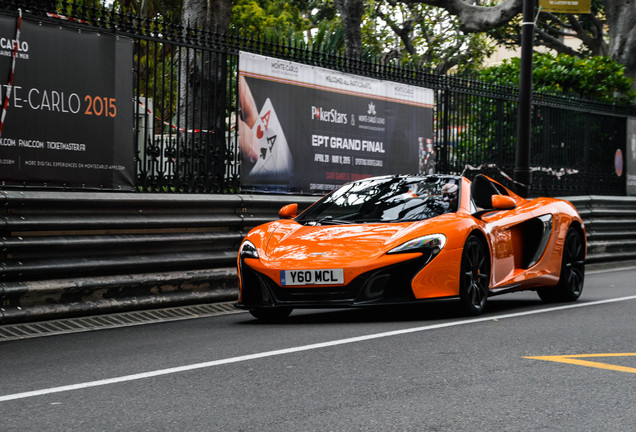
<box><xmin>1</xmin><ymin>265</ymin><xmax>635</xmax><ymax>432</ymax></box>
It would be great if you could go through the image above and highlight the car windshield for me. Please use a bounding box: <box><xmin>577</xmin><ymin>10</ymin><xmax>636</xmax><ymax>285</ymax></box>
<box><xmin>297</xmin><ymin>176</ymin><xmax>460</xmax><ymax>225</ymax></box>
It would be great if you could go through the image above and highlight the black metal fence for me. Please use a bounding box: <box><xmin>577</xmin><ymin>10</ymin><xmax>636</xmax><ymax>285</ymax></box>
<box><xmin>2</xmin><ymin>1</ymin><xmax>635</xmax><ymax>197</ymax></box>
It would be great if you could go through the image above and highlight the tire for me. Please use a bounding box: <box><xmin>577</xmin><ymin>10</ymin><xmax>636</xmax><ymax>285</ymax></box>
<box><xmin>459</xmin><ymin>234</ymin><xmax>491</xmax><ymax>315</ymax></box>
<box><xmin>249</xmin><ymin>307</ymin><xmax>293</xmax><ymax>322</ymax></box>
<box><xmin>538</xmin><ymin>226</ymin><xmax>585</xmax><ymax>302</ymax></box>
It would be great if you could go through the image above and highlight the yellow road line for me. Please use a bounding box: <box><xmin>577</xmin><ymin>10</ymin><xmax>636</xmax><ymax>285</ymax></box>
<box><xmin>525</xmin><ymin>353</ymin><xmax>636</xmax><ymax>373</ymax></box>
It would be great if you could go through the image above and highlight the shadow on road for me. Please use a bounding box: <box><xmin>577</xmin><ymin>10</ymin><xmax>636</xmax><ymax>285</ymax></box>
<box><xmin>238</xmin><ymin>294</ymin><xmax>547</xmax><ymax>325</ymax></box>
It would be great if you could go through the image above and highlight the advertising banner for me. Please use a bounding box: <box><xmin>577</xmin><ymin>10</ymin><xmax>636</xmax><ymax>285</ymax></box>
<box><xmin>239</xmin><ymin>52</ymin><xmax>435</xmax><ymax>193</ymax></box>
<box><xmin>0</xmin><ymin>13</ymin><xmax>135</xmax><ymax>190</ymax></box>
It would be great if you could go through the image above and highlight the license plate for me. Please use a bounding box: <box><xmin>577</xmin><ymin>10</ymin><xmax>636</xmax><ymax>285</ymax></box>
<box><xmin>280</xmin><ymin>269</ymin><xmax>344</xmax><ymax>286</ymax></box>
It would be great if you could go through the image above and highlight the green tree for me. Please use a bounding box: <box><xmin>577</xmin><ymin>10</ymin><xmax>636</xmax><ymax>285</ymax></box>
<box><xmin>400</xmin><ymin>0</ymin><xmax>636</xmax><ymax>91</ymax></box>
<box><xmin>488</xmin><ymin>1</ymin><xmax>607</xmax><ymax>57</ymax></box>
<box><xmin>229</xmin><ymin>0</ymin><xmax>493</xmax><ymax>71</ymax></box>
<box><xmin>334</xmin><ymin>0</ymin><xmax>364</xmax><ymax>58</ymax></box>
<box><xmin>480</xmin><ymin>53</ymin><xmax>636</xmax><ymax>104</ymax></box>
<box><xmin>113</xmin><ymin>0</ymin><xmax>182</xmax><ymax>20</ymax></box>
<box><xmin>230</xmin><ymin>0</ymin><xmax>309</xmax><ymax>37</ymax></box>
<box><xmin>365</xmin><ymin>0</ymin><xmax>493</xmax><ymax>73</ymax></box>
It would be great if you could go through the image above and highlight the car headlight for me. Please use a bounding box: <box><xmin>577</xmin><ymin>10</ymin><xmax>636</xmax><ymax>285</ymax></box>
<box><xmin>387</xmin><ymin>234</ymin><xmax>446</xmax><ymax>255</ymax></box>
<box><xmin>239</xmin><ymin>240</ymin><xmax>259</xmax><ymax>259</ymax></box>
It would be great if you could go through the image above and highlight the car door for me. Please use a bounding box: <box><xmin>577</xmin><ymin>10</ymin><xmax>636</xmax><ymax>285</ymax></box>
<box><xmin>470</xmin><ymin>175</ymin><xmax>553</xmax><ymax>290</ymax></box>
<box><xmin>482</xmin><ymin>204</ymin><xmax>546</xmax><ymax>288</ymax></box>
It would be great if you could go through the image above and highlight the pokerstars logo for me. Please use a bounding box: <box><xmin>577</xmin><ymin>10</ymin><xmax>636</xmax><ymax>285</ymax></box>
<box><xmin>311</xmin><ymin>106</ymin><xmax>348</xmax><ymax>124</ymax></box>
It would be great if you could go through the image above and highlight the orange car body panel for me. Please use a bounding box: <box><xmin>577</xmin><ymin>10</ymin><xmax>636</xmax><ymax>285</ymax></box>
<box><xmin>237</xmin><ymin>175</ymin><xmax>585</xmax><ymax>305</ymax></box>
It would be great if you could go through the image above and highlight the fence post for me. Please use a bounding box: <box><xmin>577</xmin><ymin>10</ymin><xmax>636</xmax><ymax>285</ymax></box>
<box><xmin>514</xmin><ymin>0</ymin><xmax>535</xmax><ymax>197</ymax></box>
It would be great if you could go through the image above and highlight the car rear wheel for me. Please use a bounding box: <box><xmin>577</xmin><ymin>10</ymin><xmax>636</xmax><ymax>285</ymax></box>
<box><xmin>249</xmin><ymin>307</ymin><xmax>293</xmax><ymax>322</ymax></box>
<box><xmin>538</xmin><ymin>226</ymin><xmax>585</xmax><ymax>302</ymax></box>
<box><xmin>459</xmin><ymin>234</ymin><xmax>490</xmax><ymax>315</ymax></box>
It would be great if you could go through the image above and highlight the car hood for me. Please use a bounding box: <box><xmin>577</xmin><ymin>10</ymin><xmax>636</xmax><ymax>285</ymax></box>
<box><xmin>262</xmin><ymin>220</ymin><xmax>429</xmax><ymax>264</ymax></box>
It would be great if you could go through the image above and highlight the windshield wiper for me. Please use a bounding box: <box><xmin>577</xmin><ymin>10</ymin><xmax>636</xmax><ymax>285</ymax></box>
<box><xmin>305</xmin><ymin>215</ymin><xmax>354</xmax><ymax>225</ymax></box>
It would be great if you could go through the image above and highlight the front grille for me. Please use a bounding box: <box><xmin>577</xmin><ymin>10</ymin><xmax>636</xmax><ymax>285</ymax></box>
<box><xmin>240</xmin><ymin>254</ymin><xmax>431</xmax><ymax>307</ymax></box>
<box><xmin>273</xmin><ymin>284</ymin><xmax>359</xmax><ymax>302</ymax></box>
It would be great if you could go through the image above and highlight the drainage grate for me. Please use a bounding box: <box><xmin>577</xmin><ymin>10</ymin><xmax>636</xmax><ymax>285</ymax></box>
<box><xmin>0</xmin><ymin>302</ymin><xmax>244</xmax><ymax>342</ymax></box>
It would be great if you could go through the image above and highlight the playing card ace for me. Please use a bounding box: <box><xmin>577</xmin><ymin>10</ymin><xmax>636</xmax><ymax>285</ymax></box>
<box><xmin>248</xmin><ymin>98</ymin><xmax>293</xmax><ymax>183</ymax></box>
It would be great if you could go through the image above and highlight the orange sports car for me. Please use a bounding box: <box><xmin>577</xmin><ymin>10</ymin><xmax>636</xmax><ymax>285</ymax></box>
<box><xmin>236</xmin><ymin>174</ymin><xmax>585</xmax><ymax>320</ymax></box>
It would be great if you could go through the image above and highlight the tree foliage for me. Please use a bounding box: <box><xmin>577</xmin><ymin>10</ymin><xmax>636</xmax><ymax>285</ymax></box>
<box><xmin>112</xmin><ymin>0</ymin><xmax>182</xmax><ymax>20</ymax></box>
<box><xmin>229</xmin><ymin>0</ymin><xmax>346</xmax><ymax>54</ymax></box>
<box><xmin>229</xmin><ymin>0</ymin><xmax>494</xmax><ymax>72</ymax></box>
<box><xmin>480</xmin><ymin>53</ymin><xmax>636</xmax><ymax>104</ymax></box>
<box><xmin>486</xmin><ymin>0</ymin><xmax>607</xmax><ymax>57</ymax></box>
<box><xmin>71</xmin><ymin>0</ymin><xmax>635</xmax><ymax>106</ymax></box>
<box><xmin>230</xmin><ymin>0</ymin><xmax>310</xmax><ymax>37</ymax></box>
<box><xmin>404</xmin><ymin>0</ymin><xmax>636</xmax><ymax>90</ymax></box>
<box><xmin>365</xmin><ymin>0</ymin><xmax>493</xmax><ymax>73</ymax></box>
<box><xmin>334</xmin><ymin>0</ymin><xmax>364</xmax><ymax>58</ymax></box>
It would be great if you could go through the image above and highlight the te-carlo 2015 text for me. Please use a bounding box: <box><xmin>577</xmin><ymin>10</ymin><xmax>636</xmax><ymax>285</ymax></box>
<box><xmin>83</xmin><ymin>95</ymin><xmax>117</xmax><ymax>117</ymax></box>
<box><xmin>0</xmin><ymin>86</ymin><xmax>118</xmax><ymax>118</ymax></box>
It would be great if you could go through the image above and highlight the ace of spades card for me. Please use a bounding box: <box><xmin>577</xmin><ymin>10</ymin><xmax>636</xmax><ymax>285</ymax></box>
<box><xmin>248</xmin><ymin>98</ymin><xmax>294</xmax><ymax>184</ymax></box>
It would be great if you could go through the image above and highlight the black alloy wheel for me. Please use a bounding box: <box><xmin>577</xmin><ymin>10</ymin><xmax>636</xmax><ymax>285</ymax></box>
<box><xmin>459</xmin><ymin>234</ymin><xmax>491</xmax><ymax>315</ymax></box>
<box><xmin>538</xmin><ymin>227</ymin><xmax>585</xmax><ymax>302</ymax></box>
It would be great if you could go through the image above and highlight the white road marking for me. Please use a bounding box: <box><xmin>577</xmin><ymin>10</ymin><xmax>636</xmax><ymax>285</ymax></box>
<box><xmin>2</xmin><ymin>294</ymin><xmax>636</xmax><ymax>402</ymax></box>
<box><xmin>588</xmin><ymin>264</ymin><xmax>636</xmax><ymax>275</ymax></box>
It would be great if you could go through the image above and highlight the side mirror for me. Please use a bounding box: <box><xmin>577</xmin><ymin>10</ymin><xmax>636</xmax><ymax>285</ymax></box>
<box><xmin>279</xmin><ymin>203</ymin><xmax>298</xmax><ymax>219</ymax></box>
<box><xmin>491</xmin><ymin>195</ymin><xmax>516</xmax><ymax>210</ymax></box>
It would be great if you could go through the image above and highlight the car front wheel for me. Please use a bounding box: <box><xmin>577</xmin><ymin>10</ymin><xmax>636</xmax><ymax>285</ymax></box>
<box><xmin>459</xmin><ymin>234</ymin><xmax>490</xmax><ymax>315</ymax></box>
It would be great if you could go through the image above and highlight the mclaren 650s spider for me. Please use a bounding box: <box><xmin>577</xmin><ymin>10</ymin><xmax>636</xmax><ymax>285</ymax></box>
<box><xmin>236</xmin><ymin>174</ymin><xmax>586</xmax><ymax>320</ymax></box>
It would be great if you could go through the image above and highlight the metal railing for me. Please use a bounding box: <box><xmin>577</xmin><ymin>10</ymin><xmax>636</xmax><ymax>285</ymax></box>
<box><xmin>0</xmin><ymin>189</ymin><xmax>317</xmax><ymax>323</ymax></box>
<box><xmin>1</xmin><ymin>1</ymin><xmax>634</xmax><ymax>197</ymax></box>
